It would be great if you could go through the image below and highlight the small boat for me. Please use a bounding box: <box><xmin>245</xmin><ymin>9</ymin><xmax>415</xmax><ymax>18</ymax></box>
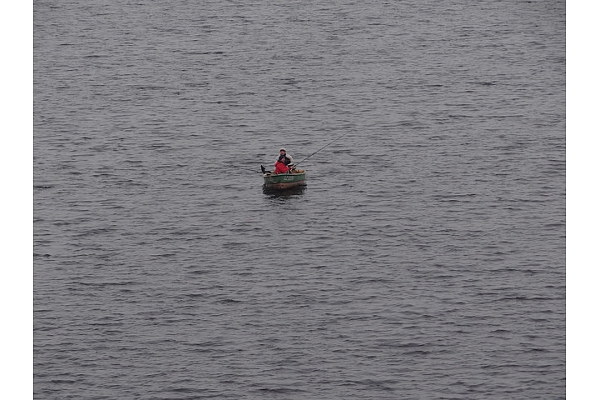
<box><xmin>262</xmin><ymin>167</ymin><xmax>306</xmax><ymax>190</ymax></box>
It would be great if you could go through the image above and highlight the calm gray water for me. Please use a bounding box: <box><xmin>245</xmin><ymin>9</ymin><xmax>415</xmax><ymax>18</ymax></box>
<box><xmin>34</xmin><ymin>0</ymin><xmax>565</xmax><ymax>398</ymax></box>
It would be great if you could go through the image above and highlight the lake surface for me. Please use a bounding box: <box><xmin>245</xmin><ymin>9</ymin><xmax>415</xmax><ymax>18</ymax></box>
<box><xmin>34</xmin><ymin>0</ymin><xmax>565</xmax><ymax>398</ymax></box>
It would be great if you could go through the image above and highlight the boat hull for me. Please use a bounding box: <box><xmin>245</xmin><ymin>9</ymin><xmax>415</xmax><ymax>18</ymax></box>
<box><xmin>263</xmin><ymin>171</ymin><xmax>306</xmax><ymax>190</ymax></box>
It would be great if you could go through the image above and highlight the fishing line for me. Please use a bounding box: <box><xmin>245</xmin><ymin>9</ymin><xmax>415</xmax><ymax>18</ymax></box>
<box><xmin>295</xmin><ymin>132</ymin><xmax>350</xmax><ymax>166</ymax></box>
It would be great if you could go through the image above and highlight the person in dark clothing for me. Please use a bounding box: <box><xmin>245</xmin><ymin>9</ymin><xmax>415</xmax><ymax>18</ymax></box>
<box><xmin>277</xmin><ymin>148</ymin><xmax>293</xmax><ymax>166</ymax></box>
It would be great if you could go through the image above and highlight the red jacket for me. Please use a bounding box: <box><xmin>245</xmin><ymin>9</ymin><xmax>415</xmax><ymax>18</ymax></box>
<box><xmin>274</xmin><ymin>161</ymin><xmax>289</xmax><ymax>174</ymax></box>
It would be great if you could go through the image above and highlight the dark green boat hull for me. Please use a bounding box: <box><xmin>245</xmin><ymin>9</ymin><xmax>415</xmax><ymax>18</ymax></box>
<box><xmin>263</xmin><ymin>171</ymin><xmax>306</xmax><ymax>190</ymax></box>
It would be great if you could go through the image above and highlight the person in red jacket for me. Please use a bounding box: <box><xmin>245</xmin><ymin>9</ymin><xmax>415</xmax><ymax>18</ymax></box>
<box><xmin>274</xmin><ymin>155</ymin><xmax>290</xmax><ymax>174</ymax></box>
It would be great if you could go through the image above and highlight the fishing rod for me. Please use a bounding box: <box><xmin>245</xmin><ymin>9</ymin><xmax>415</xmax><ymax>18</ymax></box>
<box><xmin>294</xmin><ymin>132</ymin><xmax>349</xmax><ymax>166</ymax></box>
<box><xmin>259</xmin><ymin>132</ymin><xmax>349</xmax><ymax>174</ymax></box>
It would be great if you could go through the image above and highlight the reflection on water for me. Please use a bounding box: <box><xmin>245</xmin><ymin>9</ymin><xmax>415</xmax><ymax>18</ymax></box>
<box><xmin>262</xmin><ymin>184</ymin><xmax>307</xmax><ymax>198</ymax></box>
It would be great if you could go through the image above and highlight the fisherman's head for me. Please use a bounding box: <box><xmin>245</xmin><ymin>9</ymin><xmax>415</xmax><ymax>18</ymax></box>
<box><xmin>279</xmin><ymin>148</ymin><xmax>286</xmax><ymax>155</ymax></box>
